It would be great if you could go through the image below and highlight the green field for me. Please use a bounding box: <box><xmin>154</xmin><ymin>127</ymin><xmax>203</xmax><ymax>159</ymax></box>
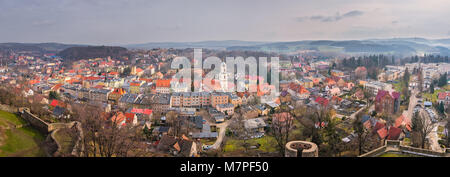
<box><xmin>378</xmin><ymin>152</ymin><xmax>417</xmax><ymax>157</ymax></box>
<box><xmin>0</xmin><ymin>110</ymin><xmax>46</xmax><ymax>157</ymax></box>
<box><xmin>224</xmin><ymin>135</ymin><xmax>278</xmax><ymax>153</ymax></box>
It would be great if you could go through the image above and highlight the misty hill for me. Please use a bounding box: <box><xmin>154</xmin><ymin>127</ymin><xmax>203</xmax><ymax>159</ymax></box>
<box><xmin>125</xmin><ymin>40</ymin><xmax>270</xmax><ymax>50</ymax></box>
<box><xmin>0</xmin><ymin>42</ymin><xmax>83</xmax><ymax>53</ymax></box>
<box><xmin>226</xmin><ymin>38</ymin><xmax>450</xmax><ymax>56</ymax></box>
<box><xmin>58</xmin><ymin>46</ymin><xmax>128</xmax><ymax>60</ymax></box>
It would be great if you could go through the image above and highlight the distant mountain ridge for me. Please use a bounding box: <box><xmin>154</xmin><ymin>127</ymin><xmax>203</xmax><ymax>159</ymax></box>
<box><xmin>125</xmin><ymin>38</ymin><xmax>450</xmax><ymax>56</ymax></box>
<box><xmin>2</xmin><ymin>38</ymin><xmax>450</xmax><ymax>56</ymax></box>
<box><xmin>125</xmin><ymin>40</ymin><xmax>270</xmax><ymax>50</ymax></box>
<box><xmin>0</xmin><ymin>42</ymin><xmax>85</xmax><ymax>53</ymax></box>
<box><xmin>225</xmin><ymin>38</ymin><xmax>450</xmax><ymax>56</ymax></box>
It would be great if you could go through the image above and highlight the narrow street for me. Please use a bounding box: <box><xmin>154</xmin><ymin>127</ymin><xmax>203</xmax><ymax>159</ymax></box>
<box><xmin>209</xmin><ymin>119</ymin><xmax>231</xmax><ymax>150</ymax></box>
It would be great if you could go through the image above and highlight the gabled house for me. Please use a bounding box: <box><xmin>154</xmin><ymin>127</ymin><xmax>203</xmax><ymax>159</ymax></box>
<box><xmin>375</xmin><ymin>90</ymin><xmax>400</xmax><ymax>114</ymax></box>
<box><xmin>157</xmin><ymin>135</ymin><xmax>198</xmax><ymax>157</ymax></box>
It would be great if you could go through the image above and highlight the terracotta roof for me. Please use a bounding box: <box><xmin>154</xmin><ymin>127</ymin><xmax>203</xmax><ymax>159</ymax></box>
<box><xmin>173</xmin><ymin>142</ymin><xmax>181</xmax><ymax>151</ymax></box>
<box><xmin>377</xmin><ymin>127</ymin><xmax>388</xmax><ymax>139</ymax></box>
<box><xmin>395</xmin><ymin>115</ymin><xmax>412</xmax><ymax>131</ymax></box>
<box><xmin>156</xmin><ymin>79</ymin><xmax>171</xmax><ymax>87</ymax></box>
<box><xmin>125</xmin><ymin>113</ymin><xmax>135</xmax><ymax>123</ymax></box>
<box><xmin>50</xmin><ymin>100</ymin><xmax>58</xmax><ymax>107</ymax></box>
<box><xmin>111</xmin><ymin>112</ymin><xmax>126</xmax><ymax>124</ymax></box>
<box><xmin>387</xmin><ymin>126</ymin><xmax>402</xmax><ymax>140</ymax></box>
<box><xmin>315</xmin><ymin>97</ymin><xmax>329</xmax><ymax>107</ymax></box>
<box><xmin>373</xmin><ymin>122</ymin><xmax>385</xmax><ymax>132</ymax></box>
<box><xmin>438</xmin><ymin>92</ymin><xmax>450</xmax><ymax>100</ymax></box>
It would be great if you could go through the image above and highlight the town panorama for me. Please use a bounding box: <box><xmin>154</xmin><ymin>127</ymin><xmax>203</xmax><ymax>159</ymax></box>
<box><xmin>0</xmin><ymin>1</ymin><xmax>449</xmax><ymax>161</ymax></box>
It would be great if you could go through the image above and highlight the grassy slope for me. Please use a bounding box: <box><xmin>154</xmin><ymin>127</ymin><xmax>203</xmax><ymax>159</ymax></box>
<box><xmin>0</xmin><ymin>110</ymin><xmax>46</xmax><ymax>157</ymax></box>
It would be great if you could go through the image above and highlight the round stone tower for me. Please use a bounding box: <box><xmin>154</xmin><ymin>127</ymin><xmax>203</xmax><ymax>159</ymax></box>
<box><xmin>285</xmin><ymin>141</ymin><xmax>319</xmax><ymax>157</ymax></box>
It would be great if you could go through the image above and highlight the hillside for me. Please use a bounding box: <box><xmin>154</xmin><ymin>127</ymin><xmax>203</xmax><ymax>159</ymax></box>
<box><xmin>0</xmin><ymin>43</ymin><xmax>83</xmax><ymax>53</ymax></box>
<box><xmin>58</xmin><ymin>46</ymin><xmax>128</xmax><ymax>60</ymax></box>
<box><xmin>125</xmin><ymin>40</ymin><xmax>270</xmax><ymax>50</ymax></box>
<box><xmin>226</xmin><ymin>38</ymin><xmax>450</xmax><ymax>56</ymax></box>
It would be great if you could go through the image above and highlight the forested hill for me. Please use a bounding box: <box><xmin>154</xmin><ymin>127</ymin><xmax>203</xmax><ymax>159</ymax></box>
<box><xmin>58</xmin><ymin>46</ymin><xmax>128</xmax><ymax>60</ymax></box>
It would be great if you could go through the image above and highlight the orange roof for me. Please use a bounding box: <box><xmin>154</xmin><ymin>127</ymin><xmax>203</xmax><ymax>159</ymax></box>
<box><xmin>111</xmin><ymin>112</ymin><xmax>126</xmax><ymax>124</ymax></box>
<box><xmin>125</xmin><ymin>113</ymin><xmax>135</xmax><ymax>123</ymax></box>
<box><xmin>130</xmin><ymin>82</ymin><xmax>141</xmax><ymax>86</ymax></box>
<box><xmin>173</xmin><ymin>142</ymin><xmax>181</xmax><ymax>151</ymax></box>
<box><xmin>29</xmin><ymin>80</ymin><xmax>40</xmax><ymax>85</ymax></box>
<box><xmin>66</xmin><ymin>79</ymin><xmax>80</xmax><ymax>84</ymax></box>
<box><xmin>111</xmin><ymin>88</ymin><xmax>126</xmax><ymax>95</ymax></box>
<box><xmin>156</xmin><ymin>79</ymin><xmax>171</xmax><ymax>87</ymax></box>
<box><xmin>108</xmin><ymin>71</ymin><xmax>119</xmax><ymax>75</ymax></box>
<box><xmin>395</xmin><ymin>115</ymin><xmax>411</xmax><ymax>131</ymax></box>
<box><xmin>136</xmin><ymin>68</ymin><xmax>144</xmax><ymax>73</ymax></box>
<box><xmin>52</xmin><ymin>84</ymin><xmax>63</xmax><ymax>91</ymax></box>
<box><xmin>139</xmin><ymin>78</ymin><xmax>152</xmax><ymax>83</ymax></box>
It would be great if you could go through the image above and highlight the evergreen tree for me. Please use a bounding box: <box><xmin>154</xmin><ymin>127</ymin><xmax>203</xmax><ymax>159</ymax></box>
<box><xmin>430</xmin><ymin>82</ymin><xmax>435</xmax><ymax>93</ymax></box>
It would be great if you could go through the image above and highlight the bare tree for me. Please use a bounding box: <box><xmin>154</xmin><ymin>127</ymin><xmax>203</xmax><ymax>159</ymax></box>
<box><xmin>352</xmin><ymin>114</ymin><xmax>371</xmax><ymax>155</ymax></box>
<box><xmin>72</xmin><ymin>103</ymin><xmax>148</xmax><ymax>157</ymax></box>
<box><xmin>411</xmin><ymin>111</ymin><xmax>433</xmax><ymax>149</ymax></box>
<box><xmin>228</xmin><ymin>113</ymin><xmax>252</xmax><ymax>153</ymax></box>
<box><xmin>271</xmin><ymin>112</ymin><xmax>294</xmax><ymax>156</ymax></box>
<box><xmin>166</xmin><ymin>111</ymin><xmax>182</xmax><ymax>137</ymax></box>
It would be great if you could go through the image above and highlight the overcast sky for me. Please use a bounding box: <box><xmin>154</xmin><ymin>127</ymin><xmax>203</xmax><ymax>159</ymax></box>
<box><xmin>0</xmin><ymin>0</ymin><xmax>449</xmax><ymax>45</ymax></box>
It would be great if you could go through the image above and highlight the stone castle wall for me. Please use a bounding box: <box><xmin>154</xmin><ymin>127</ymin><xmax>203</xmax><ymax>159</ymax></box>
<box><xmin>18</xmin><ymin>107</ymin><xmax>83</xmax><ymax>157</ymax></box>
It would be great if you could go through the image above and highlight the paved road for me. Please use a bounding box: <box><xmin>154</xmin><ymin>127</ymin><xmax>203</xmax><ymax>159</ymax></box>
<box><xmin>349</xmin><ymin>104</ymin><xmax>374</xmax><ymax>120</ymax></box>
<box><xmin>406</xmin><ymin>88</ymin><xmax>443</xmax><ymax>152</ymax></box>
<box><xmin>209</xmin><ymin>119</ymin><xmax>231</xmax><ymax>150</ymax></box>
<box><xmin>428</xmin><ymin>119</ymin><xmax>445</xmax><ymax>152</ymax></box>
<box><xmin>405</xmin><ymin>89</ymin><xmax>419</xmax><ymax>120</ymax></box>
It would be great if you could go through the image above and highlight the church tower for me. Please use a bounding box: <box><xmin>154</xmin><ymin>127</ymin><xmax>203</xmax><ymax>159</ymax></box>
<box><xmin>218</xmin><ymin>62</ymin><xmax>229</xmax><ymax>92</ymax></box>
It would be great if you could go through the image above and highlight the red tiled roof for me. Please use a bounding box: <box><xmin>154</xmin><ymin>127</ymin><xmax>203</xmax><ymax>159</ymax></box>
<box><xmin>136</xmin><ymin>68</ymin><xmax>144</xmax><ymax>73</ymax></box>
<box><xmin>50</xmin><ymin>100</ymin><xmax>58</xmax><ymax>107</ymax></box>
<box><xmin>143</xmin><ymin>109</ymin><xmax>153</xmax><ymax>115</ymax></box>
<box><xmin>377</xmin><ymin>127</ymin><xmax>388</xmax><ymax>139</ymax></box>
<box><xmin>395</xmin><ymin>115</ymin><xmax>412</xmax><ymax>131</ymax></box>
<box><xmin>387</xmin><ymin>126</ymin><xmax>402</xmax><ymax>140</ymax></box>
<box><xmin>29</xmin><ymin>80</ymin><xmax>40</xmax><ymax>85</ymax></box>
<box><xmin>111</xmin><ymin>88</ymin><xmax>126</xmax><ymax>95</ymax></box>
<box><xmin>373</xmin><ymin>122</ymin><xmax>385</xmax><ymax>131</ymax></box>
<box><xmin>131</xmin><ymin>108</ymin><xmax>144</xmax><ymax>114</ymax></box>
<box><xmin>438</xmin><ymin>92</ymin><xmax>450</xmax><ymax>100</ymax></box>
<box><xmin>111</xmin><ymin>112</ymin><xmax>126</xmax><ymax>124</ymax></box>
<box><xmin>125</xmin><ymin>113</ymin><xmax>135</xmax><ymax>123</ymax></box>
<box><xmin>130</xmin><ymin>82</ymin><xmax>141</xmax><ymax>86</ymax></box>
<box><xmin>315</xmin><ymin>97</ymin><xmax>329</xmax><ymax>107</ymax></box>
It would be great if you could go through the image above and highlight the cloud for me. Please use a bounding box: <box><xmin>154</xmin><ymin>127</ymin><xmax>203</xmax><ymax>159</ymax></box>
<box><xmin>296</xmin><ymin>10</ymin><xmax>364</xmax><ymax>22</ymax></box>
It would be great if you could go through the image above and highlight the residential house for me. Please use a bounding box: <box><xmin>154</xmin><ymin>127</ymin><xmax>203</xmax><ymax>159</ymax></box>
<box><xmin>244</xmin><ymin>118</ymin><xmax>267</xmax><ymax>136</ymax></box>
<box><xmin>375</xmin><ymin>90</ymin><xmax>400</xmax><ymax>114</ymax></box>
<box><xmin>156</xmin><ymin>79</ymin><xmax>171</xmax><ymax>94</ymax></box>
<box><xmin>216</xmin><ymin>103</ymin><xmax>234</xmax><ymax>116</ymax></box>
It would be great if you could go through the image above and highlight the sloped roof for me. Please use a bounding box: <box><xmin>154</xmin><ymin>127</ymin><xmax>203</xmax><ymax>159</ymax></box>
<box><xmin>387</xmin><ymin>126</ymin><xmax>402</xmax><ymax>140</ymax></box>
<box><xmin>377</xmin><ymin>127</ymin><xmax>388</xmax><ymax>139</ymax></box>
